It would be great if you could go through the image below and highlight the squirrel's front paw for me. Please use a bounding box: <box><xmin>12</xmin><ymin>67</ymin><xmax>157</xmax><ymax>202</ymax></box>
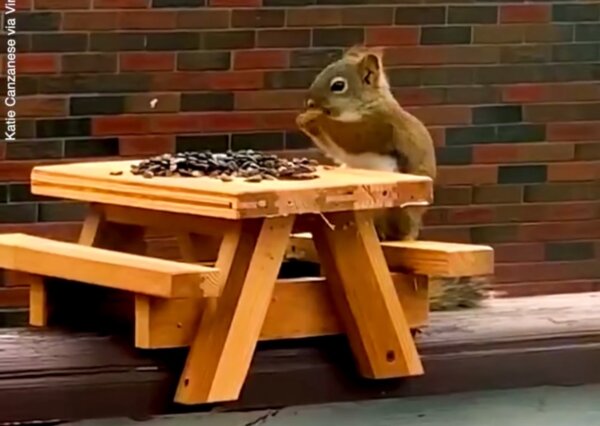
<box><xmin>296</xmin><ymin>110</ymin><xmax>323</xmax><ymax>137</ymax></box>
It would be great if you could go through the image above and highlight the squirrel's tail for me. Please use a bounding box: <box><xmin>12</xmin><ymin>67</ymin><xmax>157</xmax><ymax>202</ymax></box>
<box><xmin>428</xmin><ymin>276</ymin><xmax>492</xmax><ymax>311</ymax></box>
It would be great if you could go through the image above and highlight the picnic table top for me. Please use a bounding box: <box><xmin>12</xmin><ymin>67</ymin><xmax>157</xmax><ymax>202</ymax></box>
<box><xmin>30</xmin><ymin>160</ymin><xmax>432</xmax><ymax>219</ymax></box>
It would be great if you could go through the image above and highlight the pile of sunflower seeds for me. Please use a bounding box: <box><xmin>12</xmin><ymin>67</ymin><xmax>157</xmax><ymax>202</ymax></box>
<box><xmin>129</xmin><ymin>150</ymin><xmax>320</xmax><ymax>182</ymax></box>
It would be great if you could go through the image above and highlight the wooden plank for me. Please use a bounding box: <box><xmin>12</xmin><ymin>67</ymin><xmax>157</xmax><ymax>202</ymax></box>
<box><xmin>288</xmin><ymin>233</ymin><xmax>494</xmax><ymax>277</ymax></box>
<box><xmin>0</xmin><ymin>233</ymin><xmax>220</xmax><ymax>299</ymax></box>
<box><xmin>28</xmin><ymin>274</ymin><xmax>47</xmax><ymax>327</ymax></box>
<box><xmin>77</xmin><ymin>205</ymin><xmax>102</xmax><ymax>246</ymax></box>
<box><xmin>31</xmin><ymin>160</ymin><xmax>432</xmax><ymax>219</ymax></box>
<box><xmin>134</xmin><ymin>274</ymin><xmax>428</xmax><ymax>349</ymax></box>
<box><xmin>312</xmin><ymin>211</ymin><xmax>423</xmax><ymax>379</ymax></box>
<box><xmin>175</xmin><ymin>216</ymin><xmax>295</xmax><ymax>404</ymax></box>
<box><xmin>102</xmin><ymin>204</ymin><xmax>233</xmax><ymax>237</ymax></box>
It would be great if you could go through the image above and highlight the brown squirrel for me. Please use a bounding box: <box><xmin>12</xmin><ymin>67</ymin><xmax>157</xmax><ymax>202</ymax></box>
<box><xmin>296</xmin><ymin>46</ymin><xmax>435</xmax><ymax>241</ymax></box>
<box><xmin>296</xmin><ymin>46</ymin><xmax>488</xmax><ymax>310</ymax></box>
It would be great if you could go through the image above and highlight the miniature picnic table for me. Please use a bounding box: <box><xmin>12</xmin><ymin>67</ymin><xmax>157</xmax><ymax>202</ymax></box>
<box><xmin>0</xmin><ymin>159</ymin><xmax>492</xmax><ymax>406</ymax></box>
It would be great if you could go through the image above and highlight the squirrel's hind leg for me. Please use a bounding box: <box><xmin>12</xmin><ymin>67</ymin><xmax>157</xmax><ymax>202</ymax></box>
<box><xmin>373</xmin><ymin>206</ymin><xmax>425</xmax><ymax>242</ymax></box>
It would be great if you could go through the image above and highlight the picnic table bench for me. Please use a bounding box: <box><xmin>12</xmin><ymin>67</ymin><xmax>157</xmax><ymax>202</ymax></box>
<box><xmin>0</xmin><ymin>159</ymin><xmax>494</xmax><ymax>406</ymax></box>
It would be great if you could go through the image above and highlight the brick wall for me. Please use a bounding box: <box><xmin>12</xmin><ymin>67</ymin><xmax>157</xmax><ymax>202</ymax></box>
<box><xmin>0</xmin><ymin>0</ymin><xmax>599</xmax><ymax>311</ymax></box>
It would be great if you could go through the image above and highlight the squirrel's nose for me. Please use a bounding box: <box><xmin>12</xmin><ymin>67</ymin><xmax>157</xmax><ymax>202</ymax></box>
<box><xmin>306</xmin><ymin>99</ymin><xmax>316</xmax><ymax>109</ymax></box>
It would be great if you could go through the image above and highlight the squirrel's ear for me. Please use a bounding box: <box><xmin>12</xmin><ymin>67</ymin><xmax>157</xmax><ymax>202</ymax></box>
<box><xmin>357</xmin><ymin>53</ymin><xmax>383</xmax><ymax>87</ymax></box>
<box><xmin>344</xmin><ymin>45</ymin><xmax>369</xmax><ymax>61</ymax></box>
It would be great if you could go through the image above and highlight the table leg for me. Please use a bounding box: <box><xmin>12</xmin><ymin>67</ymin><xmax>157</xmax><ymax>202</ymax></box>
<box><xmin>28</xmin><ymin>204</ymin><xmax>148</xmax><ymax>329</ymax></box>
<box><xmin>175</xmin><ymin>215</ymin><xmax>295</xmax><ymax>404</ymax></box>
<box><xmin>79</xmin><ymin>204</ymin><xmax>147</xmax><ymax>253</ymax></box>
<box><xmin>312</xmin><ymin>211</ymin><xmax>424</xmax><ymax>378</ymax></box>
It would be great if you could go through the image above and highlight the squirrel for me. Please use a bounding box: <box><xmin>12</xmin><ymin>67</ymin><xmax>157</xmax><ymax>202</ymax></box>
<box><xmin>295</xmin><ymin>46</ymin><xmax>436</xmax><ymax>241</ymax></box>
<box><xmin>296</xmin><ymin>46</ymin><xmax>488</xmax><ymax>310</ymax></box>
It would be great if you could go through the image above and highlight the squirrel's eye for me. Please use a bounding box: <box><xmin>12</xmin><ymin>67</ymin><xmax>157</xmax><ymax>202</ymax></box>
<box><xmin>329</xmin><ymin>77</ymin><xmax>348</xmax><ymax>94</ymax></box>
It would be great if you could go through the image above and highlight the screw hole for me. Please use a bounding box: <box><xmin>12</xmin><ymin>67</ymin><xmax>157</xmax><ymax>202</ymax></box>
<box><xmin>176</xmin><ymin>322</ymin><xmax>182</xmax><ymax>328</ymax></box>
<box><xmin>184</xmin><ymin>378</ymin><xmax>190</xmax><ymax>386</ymax></box>
<box><xmin>386</xmin><ymin>350</ymin><xmax>395</xmax><ymax>362</ymax></box>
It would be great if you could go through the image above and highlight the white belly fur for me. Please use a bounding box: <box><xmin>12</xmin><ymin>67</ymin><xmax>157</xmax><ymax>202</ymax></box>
<box><xmin>323</xmin><ymin>145</ymin><xmax>398</xmax><ymax>172</ymax></box>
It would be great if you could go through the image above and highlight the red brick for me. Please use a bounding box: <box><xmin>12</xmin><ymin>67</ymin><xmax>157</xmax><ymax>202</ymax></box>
<box><xmin>493</xmin><ymin>243</ymin><xmax>545</xmax><ymax>263</ymax></box>
<box><xmin>542</xmin><ymin>83</ymin><xmax>600</xmax><ymax>103</ymax></box>
<box><xmin>541</xmin><ymin>202</ymin><xmax>600</xmax><ymax>221</ymax></box>
<box><xmin>517</xmin><ymin>143</ymin><xmax>574</xmax><ymax>163</ymax></box>
<box><xmin>437</xmin><ymin>165</ymin><xmax>498</xmax><ymax>185</ymax></box>
<box><xmin>0</xmin><ymin>158</ymin><xmax>119</xmax><ymax>182</ymax></box>
<box><xmin>209</xmin><ymin>0</ymin><xmax>260</xmax><ymax>6</ymax></box>
<box><xmin>92</xmin><ymin>116</ymin><xmax>150</xmax><ymax>136</ymax></box>
<box><xmin>497</xmin><ymin>280</ymin><xmax>600</xmax><ymax>298</ymax></box>
<box><xmin>233</xmin><ymin>50</ymin><xmax>288</xmax><ymax>70</ymax></box>
<box><xmin>446</xmin><ymin>206</ymin><xmax>495</xmax><ymax>224</ymax></box>
<box><xmin>63</xmin><ymin>12</ymin><xmax>118</xmax><ymax>30</ymax></box>
<box><xmin>493</xmin><ymin>202</ymin><xmax>599</xmax><ymax>223</ymax></box>
<box><xmin>202</xmin><ymin>71</ymin><xmax>264</xmax><ymax>91</ymax></box>
<box><xmin>176</xmin><ymin>10</ymin><xmax>229</xmax><ymax>29</ymax></box>
<box><xmin>0</xmin><ymin>161</ymin><xmax>43</xmax><ymax>181</ymax></box>
<box><xmin>504</xmin><ymin>83</ymin><xmax>600</xmax><ymax>103</ymax></box>
<box><xmin>547</xmin><ymin>161</ymin><xmax>600</xmax><ymax>182</ymax></box>
<box><xmin>201</xmin><ymin>111</ymin><xmax>295</xmax><ymax>133</ymax></box>
<box><xmin>152</xmin><ymin>71</ymin><xmax>263</xmax><ymax>91</ymax></box>
<box><xmin>149</xmin><ymin>114</ymin><xmax>205</xmax><ymax>134</ymax></box>
<box><xmin>341</xmin><ymin>7</ymin><xmax>393</xmax><ymax>26</ymax></box>
<box><xmin>118</xmin><ymin>11</ymin><xmax>176</xmax><ymax>29</ymax></box>
<box><xmin>234</xmin><ymin>90</ymin><xmax>304</xmax><ymax>110</ymax></box>
<box><xmin>393</xmin><ymin>88</ymin><xmax>445</xmax><ymax>106</ymax></box>
<box><xmin>495</xmin><ymin>260</ymin><xmax>599</xmax><ymax>283</ymax></box>
<box><xmin>474</xmin><ymin>25</ymin><xmax>525</xmax><ymax>44</ymax></box>
<box><xmin>384</xmin><ymin>46</ymin><xmax>446</xmax><ymax>65</ymax></box>
<box><xmin>428</xmin><ymin>127</ymin><xmax>445</xmax><ymax>147</ymax></box>
<box><xmin>16</xmin><ymin>0</ymin><xmax>32</xmax><ymax>9</ymax></box>
<box><xmin>151</xmin><ymin>73</ymin><xmax>212</xmax><ymax>91</ymax></box>
<box><xmin>473</xmin><ymin>145</ymin><xmax>519</xmax><ymax>164</ymax></box>
<box><xmin>120</xmin><ymin>53</ymin><xmax>175</xmax><ymax>72</ymax></box>
<box><xmin>366</xmin><ymin>27</ymin><xmax>419</xmax><ymax>46</ymax></box>
<box><xmin>35</xmin><ymin>0</ymin><xmax>90</xmax><ymax>8</ymax></box>
<box><xmin>120</xmin><ymin>136</ymin><xmax>175</xmax><ymax>156</ymax></box>
<box><xmin>0</xmin><ymin>288</ymin><xmax>28</xmax><ymax>308</ymax></box>
<box><xmin>93</xmin><ymin>0</ymin><xmax>148</xmax><ymax>8</ymax></box>
<box><xmin>8</xmin><ymin>54</ymin><xmax>58</xmax><ymax>74</ymax></box>
<box><xmin>14</xmin><ymin>97</ymin><xmax>67</xmax><ymax>118</ymax></box>
<box><xmin>445</xmin><ymin>46</ymin><xmax>500</xmax><ymax>65</ymax></box>
<box><xmin>407</xmin><ymin>106</ymin><xmax>471</xmax><ymax>126</ymax></box>
<box><xmin>519</xmin><ymin>220</ymin><xmax>600</xmax><ymax>242</ymax></box>
<box><xmin>0</xmin><ymin>222</ymin><xmax>81</xmax><ymax>242</ymax></box>
<box><xmin>500</xmin><ymin>5</ymin><xmax>550</xmax><ymax>23</ymax></box>
<box><xmin>547</xmin><ymin>122</ymin><xmax>600</xmax><ymax>141</ymax></box>
<box><xmin>254</xmin><ymin>111</ymin><xmax>296</xmax><ymax>131</ymax></box>
<box><xmin>474</xmin><ymin>143</ymin><xmax>574</xmax><ymax>164</ymax></box>
<box><xmin>502</xmin><ymin>84</ymin><xmax>545</xmax><ymax>103</ymax></box>
<box><xmin>419</xmin><ymin>226</ymin><xmax>471</xmax><ymax>244</ymax></box>
<box><xmin>287</xmin><ymin>8</ymin><xmax>342</xmax><ymax>27</ymax></box>
<box><xmin>150</xmin><ymin>112</ymin><xmax>295</xmax><ymax>134</ymax></box>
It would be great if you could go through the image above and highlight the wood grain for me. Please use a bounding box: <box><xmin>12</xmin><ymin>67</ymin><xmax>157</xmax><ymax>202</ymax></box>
<box><xmin>134</xmin><ymin>274</ymin><xmax>429</xmax><ymax>349</ymax></box>
<box><xmin>312</xmin><ymin>211</ymin><xmax>424</xmax><ymax>379</ymax></box>
<box><xmin>288</xmin><ymin>233</ymin><xmax>494</xmax><ymax>277</ymax></box>
<box><xmin>175</xmin><ymin>216</ymin><xmax>295</xmax><ymax>404</ymax></box>
<box><xmin>30</xmin><ymin>160</ymin><xmax>432</xmax><ymax>219</ymax></box>
<box><xmin>28</xmin><ymin>275</ymin><xmax>47</xmax><ymax>327</ymax></box>
<box><xmin>0</xmin><ymin>233</ymin><xmax>220</xmax><ymax>299</ymax></box>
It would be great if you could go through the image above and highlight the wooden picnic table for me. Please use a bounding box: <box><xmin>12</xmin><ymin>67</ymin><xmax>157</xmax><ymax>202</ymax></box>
<box><xmin>3</xmin><ymin>159</ymin><xmax>438</xmax><ymax>406</ymax></box>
